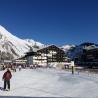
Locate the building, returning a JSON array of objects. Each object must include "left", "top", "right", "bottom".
[
  {"left": 25, "top": 45, "right": 67, "bottom": 67},
  {"left": 75, "top": 48, "right": 98, "bottom": 68},
  {"left": 25, "top": 51, "right": 37, "bottom": 66}
]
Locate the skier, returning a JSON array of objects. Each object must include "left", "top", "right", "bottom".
[{"left": 2, "top": 68, "right": 12, "bottom": 91}]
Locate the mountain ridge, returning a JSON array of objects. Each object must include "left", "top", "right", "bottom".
[
  {"left": 0, "top": 25, "right": 97, "bottom": 61},
  {"left": 0, "top": 25, "right": 44, "bottom": 60}
]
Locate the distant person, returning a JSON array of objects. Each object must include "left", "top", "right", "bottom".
[
  {"left": 2, "top": 68, "right": 12, "bottom": 91},
  {"left": 19, "top": 65, "right": 22, "bottom": 71},
  {"left": 13, "top": 66, "right": 16, "bottom": 72},
  {"left": 2, "top": 65, "right": 5, "bottom": 70}
]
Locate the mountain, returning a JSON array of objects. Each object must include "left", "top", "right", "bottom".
[
  {"left": 25, "top": 39, "right": 45, "bottom": 49},
  {"left": 61, "top": 45, "right": 75, "bottom": 53},
  {"left": 0, "top": 25, "right": 97, "bottom": 61},
  {"left": 65, "top": 42, "right": 98, "bottom": 59},
  {"left": 0, "top": 25, "right": 44, "bottom": 60}
]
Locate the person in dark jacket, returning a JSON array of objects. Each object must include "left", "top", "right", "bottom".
[{"left": 2, "top": 68, "right": 12, "bottom": 90}]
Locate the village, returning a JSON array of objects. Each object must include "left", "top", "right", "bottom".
[
  {"left": 0, "top": 45, "right": 72, "bottom": 72},
  {"left": 0, "top": 44, "right": 98, "bottom": 74}
]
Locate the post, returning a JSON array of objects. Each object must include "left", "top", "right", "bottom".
[{"left": 71, "top": 61, "right": 75, "bottom": 74}]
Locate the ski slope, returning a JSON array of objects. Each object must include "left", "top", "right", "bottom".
[{"left": 0, "top": 68, "right": 98, "bottom": 97}]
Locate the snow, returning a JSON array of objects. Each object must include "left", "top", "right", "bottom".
[
  {"left": 62, "top": 45, "right": 74, "bottom": 50},
  {"left": 0, "top": 25, "right": 44, "bottom": 59},
  {"left": 61, "top": 45, "right": 75, "bottom": 53},
  {"left": 25, "top": 39, "right": 44, "bottom": 47},
  {"left": 0, "top": 68, "right": 98, "bottom": 97}
]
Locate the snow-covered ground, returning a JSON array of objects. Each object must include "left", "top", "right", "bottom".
[{"left": 0, "top": 68, "right": 98, "bottom": 98}]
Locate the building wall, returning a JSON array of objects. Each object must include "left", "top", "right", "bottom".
[
  {"left": 26, "top": 45, "right": 66, "bottom": 67},
  {"left": 27, "top": 56, "right": 33, "bottom": 65}
]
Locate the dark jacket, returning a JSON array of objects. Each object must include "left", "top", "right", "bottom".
[{"left": 3, "top": 70, "right": 12, "bottom": 80}]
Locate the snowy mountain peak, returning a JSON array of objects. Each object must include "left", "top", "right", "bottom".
[
  {"left": 61, "top": 44, "right": 75, "bottom": 53},
  {"left": 25, "top": 39, "right": 44, "bottom": 47},
  {"left": 0, "top": 25, "right": 44, "bottom": 60},
  {"left": 62, "top": 45, "right": 75, "bottom": 49},
  {"left": 0, "top": 25, "right": 12, "bottom": 37}
]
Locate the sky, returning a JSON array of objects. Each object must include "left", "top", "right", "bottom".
[{"left": 0, "top": 0, "right": 97, "bottom": 46}]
